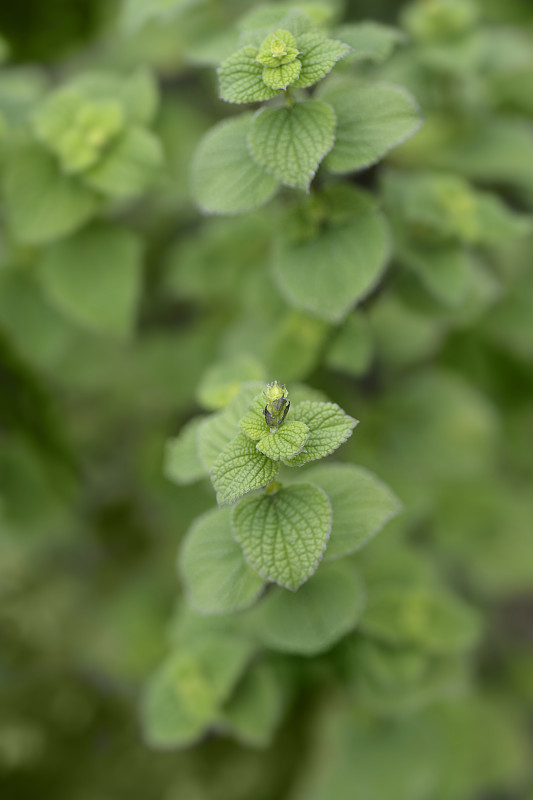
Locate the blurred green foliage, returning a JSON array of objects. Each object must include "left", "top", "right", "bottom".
[{"left": 1, "top": 0, "right": 533, "bottom": 798}]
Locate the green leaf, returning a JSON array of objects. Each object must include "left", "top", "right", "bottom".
[
  {"left": 38, "top": 224, "right": 142, "bottom": 339},
  {"left": 257, "top": 30, "right": 300, "bottom": 67},
  {"left": 239, "top": 391, "right": 271, "bottom": 441},
  {"left": 180, "top": 507, "right": 265, "bottom": 614},
  {"left": 256, "top": 420, "right": 309, "bottom": 460},
  {"left": 121, "top": 0, "right": 196, "bottom": 32},
  {"left": 273, "top": 186, "right": 390, "bottom": 322},
  {"left": 262, "top": 59, "right": 302, "bottom": 90},
  {"left": 247, "top": 562, "right": 366, "bottom": 654},
  {"left": 361, "top": 585, "right": 483, "bottom": 655},
  {"left": 198, "top": 382, "right": 264, "bottom": 470},
  {"left": 191, "top": 114, "right": 280, "bottom": 215},
  {"left": 319, "top": 81, "right": 422, "bottom": 174},
  {"left": 67, "top": 68, "right": 159, "bottom": 126},
  {"left": 221, "top": 661, "right": 284, "bottom": 748},
  {"left": 211, "top": 433, "right": 279, "bottom": 505},
  {"left": 283, "top": 401, "right": 357, "bottom": 467},
  {"left": 164, "top": 417, "right": 207, "bottom": 486},
  {"left": 232, "top": 482, "right": 331, "bottom": 590},
  {"left": 326, "top": 312, "right": 373, "bottom": 376},
  {"left": 3, "top": 142, "right": 99, "bottom": 244},
  {"left": 293, "top": 34, "right": 351, "bottom": 88},
  {"left": 84, "top": 127, "right": 163, "bottom": 198},
  {"left": 197, "top": 355, "right": 266, "bottom": 411},
  {"left": 247, "top": 100, "right": 336, "bottom": 191},
  {"left": 218, "top": 47, "right": 280, "bottom": 104},
  {"left": 333, "top": 22, "right": 404, "bottom": 63},
  {"left": 301, "top": 464, "right": 402, "bottom": 560},
  {"left": 400, "top": 240, "right": 472, "bottom": 308},
  {"left": 142, "top": 632, "right": 254, "bottom": 749}
]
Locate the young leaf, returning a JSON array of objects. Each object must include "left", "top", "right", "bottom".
[
  {"left": 292, "top": 33, "right": 351, "bottom": 88},
  {"left": 180, "top": 507, "right": 265, "bottom": 614},
  {"left": 39, "top": 223, "right": 142, "bottom": 339},
  {"left": 220, "top": 661, "right": 284, "bottom": 748},
  {"left": 142, "top": 632, "right": 254, "bottom": 749},
  {"left": 211, "top": 433, "right": 279, "bottom": 505},
  {"left": 198, "top": 381, "right": 264, "bottom": 469},
  {"left": 232, "top": 482, "right": 331, "bottom": 590},
  {"left": 273, "top": 186, "right": 390, "bottom": 322},
  {"left": 256, "top": 420, "right": 309, "bottom": 460},
  {"left": 164, "top": 417, "right": 207, "bottom": 486},
  {"left": 247, "top": 100, "right": 336, "bottom": 191},
  {"left": 218, "top": 47, "right": 280, "bottom": 104},
  {"left": 262, "top": 60, "right": 302, "bottom": 90},
  {"left": 3, "top": 142, "right": 99, "bottom": 244},
  {"left": 191, "top": 113, "right": 280, "bottom": 215},
  {"left": 84, "top": 127, "right": 163, "bottom": 198},
  {"left": 319, "top": 81, "right": 422, "bottom": 174},
  {"left": 283, "top": 402, "right": 357, "bottom": 466},
  {"left": 301, "top": 464, "right": 402, "bottom": 559},
  {"left": 239, "top": 392, "right": 271, "bottom": 441},
  {"left": 247, "top": 562, "right": 366, "bottom": 654}
]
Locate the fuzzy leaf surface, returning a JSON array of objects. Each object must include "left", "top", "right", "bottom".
[
  {"left": 180, "top": 507, "right": 265, "bottom": 614},
  {"left": 302, "top": 464, "right": 402, "bottom": 559},
  {"left": 239, "top": 392, "right": 271, "bottom": 441},
  {"left": 248, "top": 562, "right": 366, "bottom": 654},
  {"left": 247, "top": 100, "right": 336, "bottom": 190},
  {"left": 262, "top": 59, "right": 302, "bottom": 90},
  {"left": 293, "top": 33, "right": 351, "bottom": 88},
  {"left": 283, "top": 402, "right": 357, "bottom": 467},
  {"left": 211, "top": 433, "right": 279, "bottom": 505},
  {"left": 218, "top": 47, "right": 280, "bottom": 104},
  {"left": 232, "top": 482, "right": 331, "bottom": 590},
  {"left": 191, "top": 114, "right": 280, "bottom": 215},
  {"left": 256, "top": 420, "right": 309, "bottom": 460},
  {"left": 320, "top": 81, "right": 422, "bottom": 174}
]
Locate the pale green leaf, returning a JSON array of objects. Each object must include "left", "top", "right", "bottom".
[
  {"left": 191, "top": 114, "right": 280, "bottom": 215},
  {"left": 121, "top": 0, "right": 196, "bottom": 32},
  {"left": 142, "top": 632, "right": 254, "bottom": 749},
  {"left": 180, "top": 507, "right": 265, "bottom": 614},
  {"left": 273, "top": 186, "right": 390, "bottom": 322},
  {"left": 400, "top": 240, "right": 472, "bottom": 308},
  {"left": 257, "top": 30, "right": 300, "bottom": 67},
  {"left": 164, "top": 417, "right": 207, "bottom": 486},
  {"left": 247, "top": 562, "right": 366, "bottom": 654},
  {"left": 319, "top": 81, "right": 422, "bottom": 174},
  {"left": 198, "top": 381, "right": 264, "bottom": 469},
  {"left": 247, "top": 100, "right": 336, "bottom": 190},
  {"left": 3, "top": 142, "right": 100, "bottom": 245},
  {"left": 262, "top": 59, "right": 302, "bottom": 90},
  {"left": 197, "top": 355, "right": 266, "bottom": 411},
  {"left": 256, "top": 420, "right": 309, "bottom": 460},
  {"left": 326, "top": 312, "right": 373, "bottom": 376},
  {"left": 67, "top": 68, "right": 159, "bottom": 125},
  {"left": 84, "top": 127, "right": 163, "bottom": 198},
  {"left": 301, "top": 464, "right": 402, "bottom": 560},
  {"left": 38, "top": 223, "right": 142, "bottom": 339},
  {"left": 239, "top": 391, "right": 272, "bottom": 441},
  {"left": 283, "top": 401, "right": 357, "bottom": 466},
  {"left": 292, "top": 33, "right": 351, "bottom": 88},
  {"left": 211, "top": 433, "right": 279, "bottom": 505},
  {"left": 221, "top": 661, "right": 284, "bottom": 748},
  {"left": 361, "top": 585, "right": 483, "bottom": 655},
  {"left": 218, "top": 47, "right": 280, "bottom": 104},
  {"left": 333, "top": 22, "right": 405, "bottom": 63},
  {"left": 232, "top": 482, "right": 331, "bottom": 590}
]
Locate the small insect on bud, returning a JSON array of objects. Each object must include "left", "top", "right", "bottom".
[{"left": 263, "top": 381, "right": 290, "bottom": 430}]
